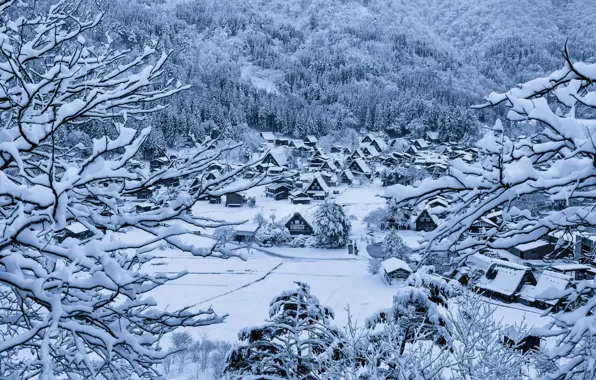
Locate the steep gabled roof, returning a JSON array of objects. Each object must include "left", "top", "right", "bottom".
[
  {"left": 372, "top": 138, "right": 388, "bottom": 151},
  {"left": 519, "top": 270, "right": 571, "bottom": 305},
  {"left": 305, "top": 174, "right": 330, "bottom": 194},
  {"left": 305, "top": 135, "right": 318, "bottom": 143},
  {"left": 349, "top": 158, "right": 371, "bottom": 174}
]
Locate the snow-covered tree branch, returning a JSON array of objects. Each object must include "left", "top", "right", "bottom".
[
  {"left": 0, "top": 2, "right": 276, "bottom": 378},
  {"left": 386, "top": 48, "right": 596, "bottom": 378}
]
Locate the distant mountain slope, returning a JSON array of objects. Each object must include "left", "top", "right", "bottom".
[{"left": 94, "top": 0, "right": 596, "bottom": 152}]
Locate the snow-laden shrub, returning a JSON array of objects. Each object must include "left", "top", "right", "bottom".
[
  {"left": 291, "top": 235, "right": 308, "bottom": 248},
  {"left": 254, "top": 223, "right": 291, "bottom": 247},
  {"left": 367, "top": 259, "right": 382, "bottom": 275},
  {"left": 247, "top": 196, "right": 256, "bottom": 208}
]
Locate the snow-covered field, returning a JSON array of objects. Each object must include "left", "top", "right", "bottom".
[{"left": 142, "top": 182, "right": 551, "bottom": 344}]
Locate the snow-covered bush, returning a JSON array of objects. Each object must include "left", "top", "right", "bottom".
[
  {"left": 368, "top": 259, "right": 382, "bottom": 275},
  {"left": 254, "top": 223, "right": 291, "bottom": 247},
  {"left": 246, "top": 196, "right": 256, "bottom": 207},
  {"left": 363, "top": 207, "right": 392, "bottom": 229},
  {"left": 291, "top": 235, "right": 308, "bottom": 248},
  {"left": 313, "top": 202, "right": 352, "bottom": 248},
  {"left": 225, "top": 282, "right": 344, "bottom": 378}
]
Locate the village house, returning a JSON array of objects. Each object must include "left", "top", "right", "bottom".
[
  {"left": 426, "top": 131, "right": 440, "bottom": 143},
  {"left": 341, "top": 169, "right": 355, "bottom": 185},
  {"left": 274, "top": 137, "right": 291, "bottom": 146},
  {"left": 551, "top": 263, "right": 594, "bottom": 281},
  {"left": 406, "top": 145, "right": 419, "bottom": 156},
  {"left": 331, "top": 145, "right": 344, "bottom": 153},
  {"left": 289, "top": 139, "right": 308, "bottom": 150},
  {"left": 519, "top": 270, "right": 573, "bottom": 310},
  {"left": 150, "top": 156, "right": 169, "bottom": 171},
  {"left": 284, "top": 211, "right": 314, "bottom": 235},
  {"left": 304, "top": 135, "right": 318, "bottom": 147},
  {"left": 370, "top": 138, "right": 388, "bottom": 152},
  {"left": 260, "top": 151, "right": 287, "bottom": 168},
  {"left": 470, "top": 255, "right": 537, "bottom": 303},
  {"left": 320, "top": 172, "right": 339, "bottom": 187},
  {"left": 361, "top": 133, "right": 376, "bottom": 144},
  {"left": 319, "top": 159, "right": 338, "bottom": 173},
  {"left": 348, "top": 158, "right": 372, "bottom": 178},
  {"left": 381, "top": 258, "right": 413, "bottom": 285},
  {"left": 350, "top": 149, "right": 366, "bottom": 161},
  {"left": 304, "top": 175, "right": 330, "bottom": 200},
  {"left": 360, "top": 144, "right": 380, "bottom": 159},
  {"left": 413, "top": 139, "right": 429, "bottom": 151},
  {"left": 507, "top": 240, "right": 555, "bottom": 260},
  {"left": 413, "top": 209, "right": 439, "bottom": 232},
  {"left": 265, "top": 183, "right": 292, "bottom": 200}
]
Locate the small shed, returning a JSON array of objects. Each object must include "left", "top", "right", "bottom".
[
  {"left": 233, "top": 224, "right": 260, "bottom": 243},
  {"left": 381, "top": 258, "right": 412, "bottom": 285},
  {"left": 225, "top": 193, "right": 245, "bottom": 207}
]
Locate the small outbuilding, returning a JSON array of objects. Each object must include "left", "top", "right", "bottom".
[{"left": 381, "top": 258, "right": 413, "bottom": 285}]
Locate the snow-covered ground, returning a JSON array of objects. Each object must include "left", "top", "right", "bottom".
[{"left": 141, "top": 183, "right": 552, "bottom": 344}]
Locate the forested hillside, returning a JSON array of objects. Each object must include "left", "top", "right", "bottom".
[{"left": 92, "top": 0, "right": 596, "bottom": 153}]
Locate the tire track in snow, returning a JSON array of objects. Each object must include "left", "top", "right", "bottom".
[{"left": 194, "top": 262, "right": 283, "bottom": 306}]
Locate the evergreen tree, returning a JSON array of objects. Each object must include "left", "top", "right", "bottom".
[
  {"left": 225, "top": 282, "right": 343, "bottom": 379},
  {"left": 382, "top": 230, "right": 411, "bottom": 260},
  {"left": 313, "top": 202, "right": 352, "bottom": 248}
]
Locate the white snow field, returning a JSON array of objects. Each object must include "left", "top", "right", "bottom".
[{"left": 138, "top": 183, "right": 551, "bottom": 343}]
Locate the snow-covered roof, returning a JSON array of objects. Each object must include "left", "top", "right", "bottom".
[
  {"left": 362, "top": 144, "right": 380, "bottom": 157},
  {"left": 305, "top": 174, "right": 330, "bottom": 194},
  {"left": 414, "top": 139, "right": 429, "bottom": 148},
  {"left": 476, "top": 260, "right": 533, "bottom": 297},
  {"left": 305, "top": 135, "right": 318, "bottom": 143},
  {"left": 343, "top": 169, "right": 354, "bottom": 180},
  {"left": 321, "top": 159, "right": 338, "bottom": 171},
  {"left": 373, "top": 138, "right": 387, "bottom": 151},
  {"left": 350, "top": 158, "right": 371, "bottom": 174},
  {"left": 551, "top": 263, "right": 592, "bottom": 271},
  {"left": 263, "top": 150, "right": 287, "bottom": 166},
  {"left": 65, "top": 222, "right": 89, "bottom": 234},
  {"left": 291, "top": 139, "right": 307, "bottom": 148},
  {"left": 381, "top": 258, "right": 412, "bottom": 274},
  {"left": 426, "top": 131, "right": 439, "bottom": 141},
  {"left": 261, "top": 132, "right": 276, "bottom": 140},
  {"left": 514, "top": 240, "right": 550, "bottom": 252},
  {"left": 519, "top": 270, "right": 571, "bottom": 305}
]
